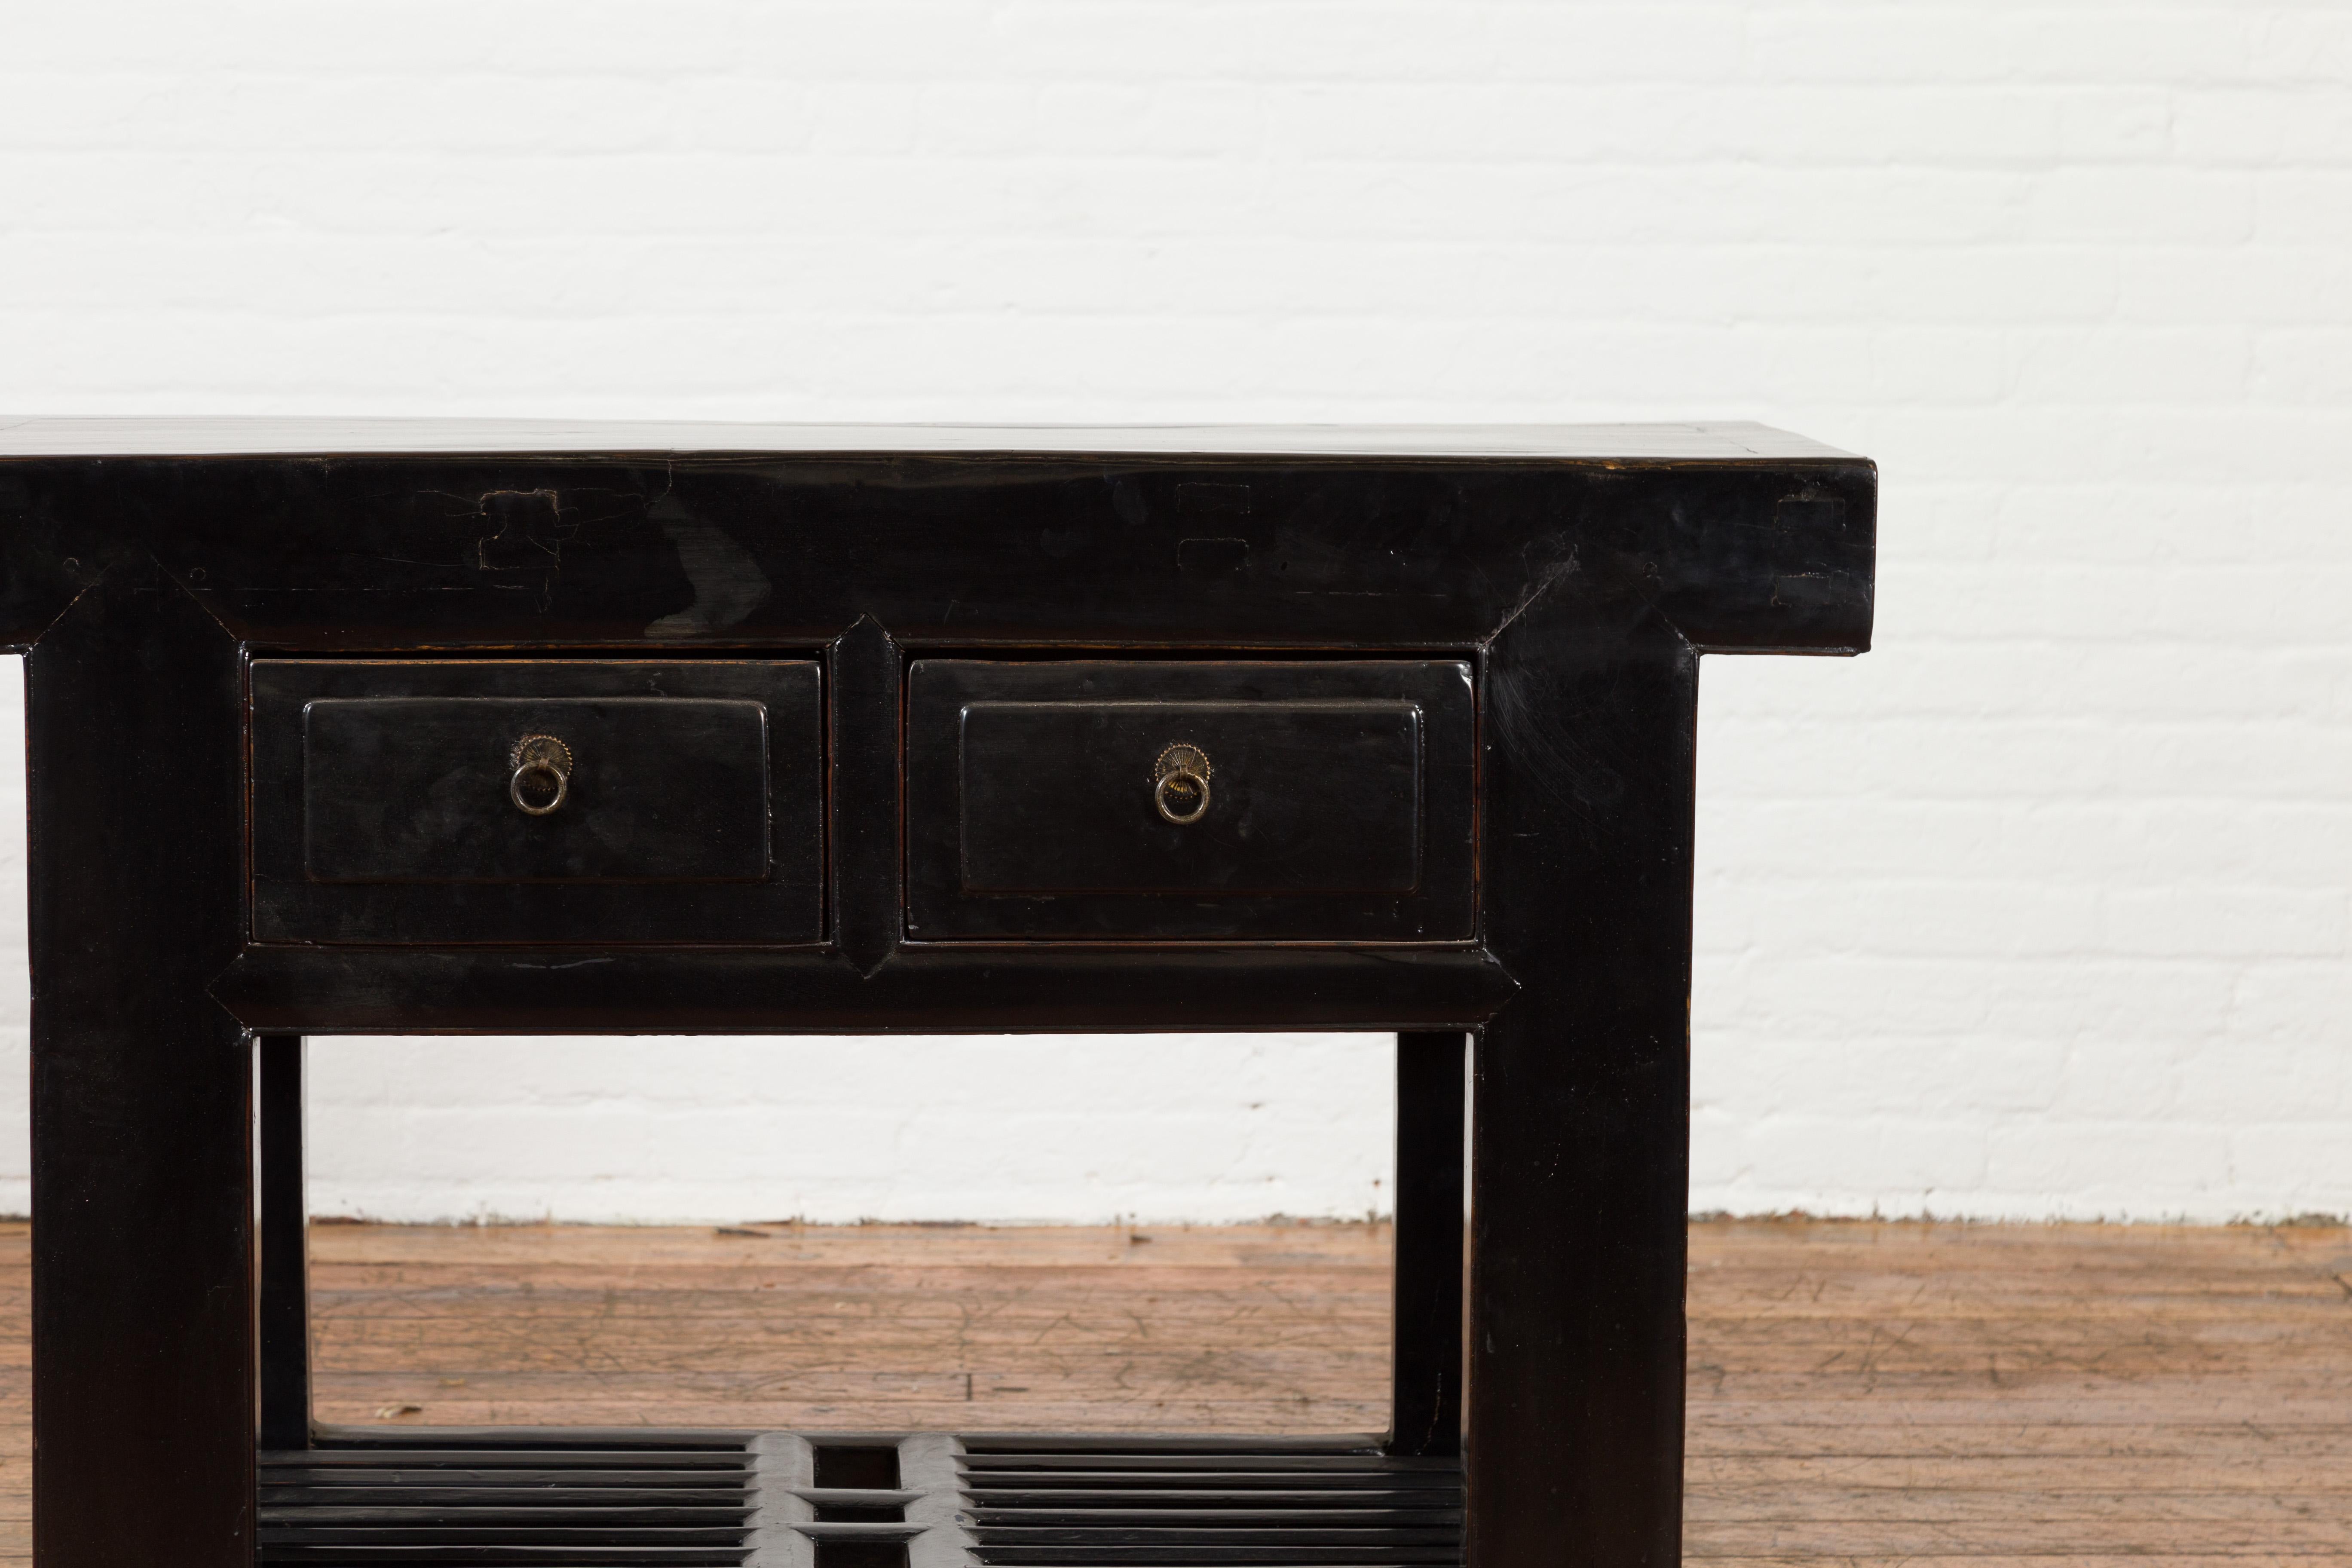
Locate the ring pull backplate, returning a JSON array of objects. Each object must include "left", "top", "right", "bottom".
[
  {"left": 508, "top": 734, "right": 573, "bottom": 816},
  {"left": 1153, "top": 743, "right": 1213, "bottom": 825}
]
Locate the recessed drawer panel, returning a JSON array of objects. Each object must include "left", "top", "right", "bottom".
[
  {"left": 908, "top": 661, "right": 1475, "bottom": 941},
  {"left": 251, "top": 661, "right": 823, "bottom": 944},
  {"left": 303, "top": 698, "right": 771, "bottom": 884},
  {"left": 959, "top": 701, "right": 1422, "bottom": 895}
]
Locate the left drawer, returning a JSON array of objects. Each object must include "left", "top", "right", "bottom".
[{"left": 250, "top": 661, "right": 825, "bottom": 944}]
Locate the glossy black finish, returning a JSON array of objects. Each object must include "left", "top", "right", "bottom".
[
  {"left": 1390, "top": 1033, "right": 1465, "bottom": 1458},
  {"left": 0, "top": 441, "right": 1873, "bottom": 657},
  {"left": 959, "top": 702, "right": 1419, "bottom": 894},
  {"left": 908, "top": 662, "right": 1475, "bottom": 940},
  {"left": 257, "top": 1036, "right": 310, "bottom": 1452},
  {"left": 2, "top": 424, "right": 1874, "bottom": 1568},
  {"left": 25, "top": 571, "right": 255, "bottom": 1567},
  {"left": 256, "top": 1429, "right": 1467, "bottom": 1566},
  {"left": 214, "top": 945, "right": 1518, "bottom": 1035},
  {"left": 1468, "top": 617, "right": 1697, "bottom": 1568},
  {"left": 251, "top": 660, "right": 824, "bottom": 943},
  {"left": 831, "top": 619, "right": 905, "bottom": 976},
  {"left": 301, "top": 699, "right": 769, "bottom": 881},
  {"left": 257, "top": 1437, "right": 758, "bottom": 1563},
  {"left": 960, "top": 1437, "right": 1462, "bottom": 1565}
]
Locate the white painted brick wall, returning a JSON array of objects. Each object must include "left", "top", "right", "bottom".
[{"left": 0, "top": 0, "right": 2345, "bottom": 1222}]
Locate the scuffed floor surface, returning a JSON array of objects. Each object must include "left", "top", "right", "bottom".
[{"left": 0, "top": 1217, "right": 2346, "bottom": 1561}]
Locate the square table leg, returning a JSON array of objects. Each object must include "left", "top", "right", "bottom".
[
  {"left": 27, "top": 571, "right": 256, "bottom": 1567},
  {"left": 1467, "top": 614, "right": 1698, "bottom": 1566},
  {"left": 1391, "top": 1031, "right": 1466, "bottom": 1457},
  {"left": 257, "top": 1036, "right": 311, "bottom": 1452}
]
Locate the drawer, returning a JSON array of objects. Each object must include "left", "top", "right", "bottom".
[
  {"left": 251, "top": 661, "right": 824, "bottom": 943},
  {"left": 906, "top": 661, "right": 1475, "bottom": 941}
]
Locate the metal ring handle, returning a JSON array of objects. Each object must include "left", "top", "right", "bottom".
[
  {"left": 1154, "top": 767, "right": 1211, "bottom": 825},
  {"left": 1152, "top": 742, "right": 1213, "bottom": 826},
  {"left": 508, "top": 734, "right": 573, "bottom": 817},
  {"left": 509, "top": 761, "right": 568, "bottom": 816}
]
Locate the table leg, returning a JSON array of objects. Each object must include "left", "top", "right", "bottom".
[
  {"left": 1467, "top": 616, "right": 1697, "bottom": 1566},
  {"left": 258, "top": 1035, "right": 311, "bottom": 1451},
  {"left": 1390, "top": 1031, "right": 1465, "bottom": 1457},
  {"left": 27, "top": 570, "right": 254, "bottom": 1566}
]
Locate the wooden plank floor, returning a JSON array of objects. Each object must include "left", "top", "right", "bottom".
[
  {"left": 0, "top": 1217, "right": 2347, "bottom": 1562},
  {"left": 310, "top": 1218, "right": 1393, "bottom": 1433}
]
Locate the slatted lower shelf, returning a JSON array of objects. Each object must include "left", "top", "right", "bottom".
[
  {"left": 962, "top": 1439, "right": 1464, "bottom": 1566},
  {"left": 258, "top": 1436, "right": 758, "bottom": 1565},
  {"left": 257, "top": 1433, "right": 1464, "bottom": 1566}
]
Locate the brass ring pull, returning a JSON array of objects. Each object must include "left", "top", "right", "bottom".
[
  {"left": 509, "top": 734, "right": 573, "bottom": 817},
  {"left": 1153, "top": 743, "right": 1212, "bottom": 826}
]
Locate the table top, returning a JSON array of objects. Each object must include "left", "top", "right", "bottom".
[
  {"left": 0, "top": 417, "right": 1859, "bottom": 462},
  {"left": 0, "top": 416, "right": 1877, "bottom": 662}
]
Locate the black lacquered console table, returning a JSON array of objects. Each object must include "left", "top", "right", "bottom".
[{"left": 0, "top": 420, "right": 1873, "bottom": 1568}]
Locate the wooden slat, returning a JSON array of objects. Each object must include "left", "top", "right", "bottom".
[{"left": 254, "top": 1442, "right": 757, "bottom": 1563}]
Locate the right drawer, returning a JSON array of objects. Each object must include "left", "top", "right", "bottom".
[{"left": 906, "top": 660, "right": 1476, "bottom": 941}]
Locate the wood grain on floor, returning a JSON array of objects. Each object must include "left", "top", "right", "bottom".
[
  {"left": 0, "top": 1217, "right": 2348, "bottom": 1562},
  {"left": 1684, "top": 1220, "right": 2352, "bottom": 1563},
  {"left": 309, "top": 1219, "right": 1392, "bottom": 1434}
]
